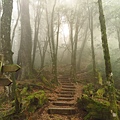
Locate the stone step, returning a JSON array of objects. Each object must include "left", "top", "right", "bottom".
[
  {"left": 60, "top": 91, "right": 75, "bottom": 94},
  {"left": 52, "top": 101, "right": 74, "bottom": 106},
  {"left": 60, "top": 82, "right": 71, "bottom": 85},
  {"left": 57, "top": 97, "right": 74, "bottom": 101},
  {"left": 61, "top": 88, "right": 75, "bottom": 92},
  {"left": 48, "top": 107, "right": 76, "bottom": 115},
  {"left": 58, "top": 94, "right": 74, "bottom": 97},
  {"left": 62, "top": 86, "right": 75, "bottom": 89},
  {"left": 61, "top": 83, "right": 74, "bottom": 86}
]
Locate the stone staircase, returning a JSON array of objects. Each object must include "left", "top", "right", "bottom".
[{"left": 48, "top": 76, "right": 76, "bottom": 115}]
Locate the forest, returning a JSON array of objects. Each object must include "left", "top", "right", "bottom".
[{"left": 0, "top": 0, "right": 120, "bottom": 120}]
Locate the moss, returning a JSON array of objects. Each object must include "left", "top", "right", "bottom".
[
  {"left": 23, "top": 90, "right": 48, "bottom": 113},
  {"left": 2, "top": 90, "right": 48, "bottom": 120},
  {"left": 77, "top": 95, "right": 111, "bottom": 120},
  {"left": 96, "top": 88, "right": 105, "bottom": 98},
  {"left": 83, "top": 83, "right": 95, "bottom": 97},
  {"left": 20, "top": 87, "right": 28, "bottom": 96}
]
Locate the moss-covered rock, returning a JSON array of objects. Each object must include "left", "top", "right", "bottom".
[
  {"left": 82, "top": 83, "right": 95, "bottom": 97},
  {"left": 1, "top": 90, "right": 48, "bottom": 120},
  {"left": 77, "top": 95, "right": 111, "bottom": 120},
  {"left": 23, "top": 90, "right": 48, "bottom": 113}
]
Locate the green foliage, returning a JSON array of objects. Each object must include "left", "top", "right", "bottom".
[
  {"left": 20, "top": 87, "right": 28, "bottom": 96},
  {"left": 23, "top": 90, "right": 48, "bottom": 113},
  {"left": 1, "top": 89, "right": 48, "bottom": 120},
  {"left": 77, "top": 95, "right": 111, "bottom": 120},
  {"left": 83, "top": 83, "right": 95, "bottom": 97},
  {"left": 96, "top": 88, "right": 105, "bottom": 98}
]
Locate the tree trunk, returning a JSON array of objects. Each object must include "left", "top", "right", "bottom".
[
  {"left": 46, "top": 0, "right": 58, "bottom": 84},
  {"left": 89, "top": 7, "right": 96, "bottom": 79},
  {"left": 72, "top": 17, "right": 79, "bottom": 82},
  {"left": 32, "top": 2, "right": 43, "bottom": 69},
  {"left": 116, "top": 28, "right": 120, "bottom": 49},
  {"left": 51, "top": 0, "right": 57, "bottom": 83},
  {"left": 70, "top": 22, "right": 74, "bottom": 80},
  {"left": 1, "top": 0, "right": 13, "bottom": 64},
  {"left": 38, "top": 39, "right": 48, "bottom": 70},
  {"left": 18, "top": 0, "right": 32, "bottom": 80},
  {"left": 77, "top": 25, "right": 88, "bottom": 71},
  {"left": 98, "top": 0, "right": 119, "bottom": 120},
  {"left": 11, "top": 0, "right": 20, "bottom": 45}
]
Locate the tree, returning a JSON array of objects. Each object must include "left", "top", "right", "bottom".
[
  {"left": 17, "top": 0, "right": 32, "bottom": 80},
  {"left": 1, "top": 0, "right": 13, "bottom": 64},
  {"left": 66, "top": 2, "right": 86, "bottom": 81},
  {"left": 11, "top": 0, "right": 20, "bottom": 45},
  {"left": 70, "top": 10, "right": 79, "bottom": 82},
  {"left": 46, "top": 0, "right": 60, "bottom": 83},
  {"left": 88, "top": 4, "right": 96, "bottom": 79},
  {"left": 115, "top": 19, "right": 120, "bottom": 49},
  {"left": 98, "top": 0, "right": 119, "bottom": 120},
  {"left": 32, "top": 0, "right": 43, "bottom": 70},
  {"left": 38, "top": 39, "right": 49, "bottom": 70},
  {"left": 77, "top": 24, "right": 88, "bottom": 71}
]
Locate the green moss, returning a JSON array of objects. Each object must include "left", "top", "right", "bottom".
[
  {"left": 77, "top": 95, "right": 111, "bottom": 120},
  {"left": 96, "top": 88, "right": 105, "bottom": 98},
  {"left": 24, "top": 90, "right": 48, "bottom": 113},
  {"left": 83, "top": 83, "right": 95, "bottom": 96},
  {"left": 20, "top": 87, "right": 28, "bottom": 96}
]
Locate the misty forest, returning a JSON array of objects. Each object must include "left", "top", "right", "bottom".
[{"left": 0, "top": 0, "right": 120, "bottom": 120}]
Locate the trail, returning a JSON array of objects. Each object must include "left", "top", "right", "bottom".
[{"left": 30, "top": 75, "right": 83, "bottom": 120}]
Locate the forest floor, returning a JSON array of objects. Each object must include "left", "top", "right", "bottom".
[
  {"left": 28, "top": 81, "right": 84, "bottom": 120},
  {"left": 26, "top": 71, "right": 89, "bottom": 120},
  {"left": 0, "top": 70, "right": 90, "bottom": 120}
]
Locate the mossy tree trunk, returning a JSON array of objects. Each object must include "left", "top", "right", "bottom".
[
  {"left": 1, "top": 0, "right": 16, "bottom": 100},
  {"left": 1, "top": 1, "right": 21, "bottom": 113},
  {"left": 50, "top": 0, "right": 58, "bottom": 84},
  {"left": 98, "top": 0, "right": 119, "bottom": 120},
  {"left": 1, "top": 0, "right": 13, "bottom": 64}
]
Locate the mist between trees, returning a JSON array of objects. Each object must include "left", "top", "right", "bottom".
[
  {"left": 7, "top": 0, "right": 119, "bottom": 84},
  {"left": 0, "top": 0, "right": 120, "bottom": 82},
  {"left": 0, "top": 0, "right": 120, "bottom": 119}
]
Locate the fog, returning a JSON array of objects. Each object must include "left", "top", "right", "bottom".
[{"left": 9, "top": 0, "right": 120, "bottom": 86}]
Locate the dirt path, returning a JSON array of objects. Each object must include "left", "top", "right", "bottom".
[{"left": 30, "top": 76, "right": 83, "bottom": 120}]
